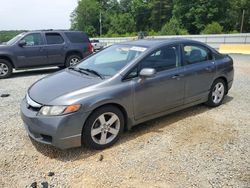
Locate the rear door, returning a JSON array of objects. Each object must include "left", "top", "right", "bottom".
[
  {"left": 181, "top": 43, "right": 216, "bottom": 103},
  {"left": 15, "top": 33, "right": 47, "bottom": 68},
  {"left": 64, "top": 32, "right": 92, "bottom": 57},
  {"left": 44, "top": 32, "right": 66, "bottom": 65}
]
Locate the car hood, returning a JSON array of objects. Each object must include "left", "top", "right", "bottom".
[{"left": 28, "top": 69, "right": 103, "bottom": 105}]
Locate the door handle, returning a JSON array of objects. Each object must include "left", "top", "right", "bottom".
[
  {"left": 205, "top": 67, "right": 213, "bottom": 72},
  {"left": 171, "top": 74, "right": 183, "bottom": 80}
]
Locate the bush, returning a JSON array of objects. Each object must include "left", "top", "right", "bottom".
[
  {"left": 202, "top": 22, "right": 223, "bottom": 34},
  {"left": 160, "top": 17, "right": 188, "bottom": 35}
]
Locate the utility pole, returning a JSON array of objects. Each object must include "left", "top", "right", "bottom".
[
  {"left": 240, "top": 9, "right": 245, "bottom": 33},
  {"left": 99, "top": 10, "right": 102, "bottom": 36}
]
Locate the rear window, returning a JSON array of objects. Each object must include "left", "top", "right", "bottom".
[
  {"left": 65, "top": 32, "right": 89, "bottom": 43},
  {"left": 45, "top": 33, "right": 64, "bottom": 45}
]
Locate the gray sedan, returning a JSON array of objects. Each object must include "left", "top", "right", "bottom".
[{"left": 21, "top": 39, "right": 234, "bottom": 149}]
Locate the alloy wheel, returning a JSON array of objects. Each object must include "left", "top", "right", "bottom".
[
  {"left": 91, "top": 112, "right": 120, "bottom": 145},
  {"left": 69, "top": 58, "right": 80, "bottom": 66},
  {"left": 212, "top": 82, "right": 225, "bottom": 104},
  {"left": 0, "top": 63, "right": 9, "bottom": 76}
]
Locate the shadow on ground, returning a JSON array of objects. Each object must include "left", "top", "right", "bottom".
[{"left": 31, "top": 95, "right": 234, "bottom": 162}]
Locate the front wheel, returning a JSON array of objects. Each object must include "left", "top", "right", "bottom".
[
  {"left": 205, "top": 79, "right": 226, "bottom": 107},
  {"left": 82, "top": 106, "right": 124, "bottom": 150},
  {"left": 0, "top": 60, "right": 13, "bottom": 79}
]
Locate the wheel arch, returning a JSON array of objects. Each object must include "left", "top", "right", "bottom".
[
  {"left": 0, "top": 55, "right": 15, "bottom": 68},
  {"left": 83, "top": 102, "right": 129, "bottom": 133},
  {"left": 65, "top": 50, "right": 83, "bottom": 62},
  {"left": 214, "top": 76, "right": 228, "bottom": 94}
]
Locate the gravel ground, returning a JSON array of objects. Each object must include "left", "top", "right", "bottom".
[{"left": 0, "top": 54, "right": 250, "bottom": 188}]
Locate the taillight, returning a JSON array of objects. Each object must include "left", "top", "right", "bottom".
[{"left": 88, "top": 43, "right": 93, "bottom": 53}]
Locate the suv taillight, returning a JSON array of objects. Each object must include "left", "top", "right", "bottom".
[{"left": 88, "top": 43, "right": 93, "bottom": 53}]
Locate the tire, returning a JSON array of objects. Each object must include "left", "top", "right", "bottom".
[
  {"left": 65, "top": 54, "right": 81, "bottom": 67},
  {"left": 0, "top": 59, "right": 13, "bottom": 79},
  {"left": 82, "top": 105, "right": 124, "bottom": 150},
  {"left": 205, "top": 79, "right": 227, "bottom": 107}
]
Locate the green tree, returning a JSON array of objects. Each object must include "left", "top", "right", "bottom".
[
  {"left": 108, "top": 13, "right": 136, "bottom": 35},
  {"left": 160, "top": 17, "right": 188, "bottom": 35},
  {"left": 202, "top": 22, "right": 223, "bottom": 34},
  {"left": 149, "top": 0, "right": 173, "bottom": 31},
  {"left": 173, "top": 0, "right": 229, "bottom": 34},
  {"left": 71, "top": 0, "right": 99, "bottom": 35}
]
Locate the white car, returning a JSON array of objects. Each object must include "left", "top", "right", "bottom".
[{"left": 91, "top": 40, "right": 106, "bottom": 51}]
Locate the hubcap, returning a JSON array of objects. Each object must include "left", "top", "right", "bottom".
[
  {"left": 69, "top": 57, "right": 80, "bottom": 66},
  {"left": 0, "top": 63, "right": 9, "bottom": 76},
  {"left": 91, "top": 112, "right": 120, "bottom": 145},
  {"left": 212, "top": 82, "right": 225, "bottom": 104}
]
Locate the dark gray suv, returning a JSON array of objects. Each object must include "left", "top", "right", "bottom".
[
  {"left": 21, "top": 39, "right": 234, "bottom": 150},
  {"left": 0, "top": 30, "right": 93, "bottom": 78}
]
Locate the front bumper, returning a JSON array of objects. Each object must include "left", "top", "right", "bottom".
[{"left": 20, "top": 99, "right": 90, "bottom": 149}]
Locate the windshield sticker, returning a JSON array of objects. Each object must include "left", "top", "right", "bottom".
[{"left": 130, "top": 46, "right": 147, "bottom": 52}]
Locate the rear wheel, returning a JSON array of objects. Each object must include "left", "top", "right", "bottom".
[
  {"left": 65, "top": 55, "right": 81, "bottom": 67},
  {"left": 205, "top": 79, "right": 226, "bottom": 107},
  {"left": 0, "top": 59, "right": 13, "bottom": 79},
  {"left": 82, "top": 105, "right": 124, "bottom": 150}
]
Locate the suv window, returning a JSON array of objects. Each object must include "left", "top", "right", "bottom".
[
  {"left": 65, "top": 32, "right": 89, "bottom": 43},
  {"left": 140, "top": 45, "right": 180, "bottom": 72},
  {"left": 22, "top": 33, "right": 43, "bottom": 46},
  {"left": 184, "top": 45, "right": 212, "bottom": 64},
  {"left": 45, "top": 33, "right": 64, "bottom": 45}
]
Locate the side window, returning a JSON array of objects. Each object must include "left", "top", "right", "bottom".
[
  {"left": 65, "top": 32, "right": 89, "bottom": 43},
  {"left": 140, "top": 45, "right": 180, "bottom": 72},
  {"left": 184, "top": 45, "right": 212, "bottom": 64},
  {"left": 22, "top": 33, "right": 43, "bottom": 46},
  {"left": 126, "top": 66, "right": 138, "bottom": 80},
  {"left": 45, "top": 33, "right": 64, "bottom": 45}
]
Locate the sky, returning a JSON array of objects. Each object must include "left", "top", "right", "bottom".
[{"left": 0, "top": 0, "right": 78, "bottom": 30}]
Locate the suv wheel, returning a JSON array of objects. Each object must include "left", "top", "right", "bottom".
[
  {"left": 82, "top": 105, "right": 124, "bottom": 150},
  {"left": 0, "top": 60, "right": 13, "bottom": 79},
  {"left": 205, "top": 79, "right": 226, "bottom": 107},
  {"left": 65, "top": 55, "right": 81, "bottom": 67}
]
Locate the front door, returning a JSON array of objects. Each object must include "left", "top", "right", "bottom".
[
  {"left": 15, "top": 33, "right": 47, "bottom": 68},
  {"left": 133, "top": 45, "right": 185, "bottom": 120}
]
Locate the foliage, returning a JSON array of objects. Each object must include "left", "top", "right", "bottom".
[
  {"left": 160, "top": 17, "right": 188, "bottom": 35},
  {"left": 202, "top": 22, "right": 223, "bottom": 34},
  {"left": 0, "top": 31, "right": 25, "bottom": 43},
  {"left": 71, "top": 0, "right": 249, "bottom": 36}
]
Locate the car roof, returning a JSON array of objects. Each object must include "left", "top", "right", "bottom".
[
  {"left": 26, "top": 30, "right": 85, "bottom": 34},
  {"left": 120, "top": 38, "right": 200, "bottom": 48}
]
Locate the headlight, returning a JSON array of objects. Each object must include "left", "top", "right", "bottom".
[{"left": 39, "top": 104, "right": 81, "bottom": 116}]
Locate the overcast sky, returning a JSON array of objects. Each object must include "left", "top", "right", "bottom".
[{"left": 0, "top": 0, "right": 78, "bottom": 30}]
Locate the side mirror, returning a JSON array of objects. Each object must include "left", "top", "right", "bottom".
[
  {"left": 18, "top": 40, "right": 26, "bottom": 47},
  {"left": 139, "top": 68, "right": 156, "bottom": 78}
]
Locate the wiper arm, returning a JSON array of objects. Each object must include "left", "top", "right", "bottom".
[
  {"left": 68, "top": 67, "right": 89, "bottom": 76},
  {"left": 79, "top": 68, "right": 104, "bottom": 79}
]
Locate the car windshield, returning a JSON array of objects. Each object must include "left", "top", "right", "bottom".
[
  {"left": 6, "top": 33, "right": 25, "bottom": 45},
  {"left": 76, "top": 44, "right": 147, "bottom": 77}
]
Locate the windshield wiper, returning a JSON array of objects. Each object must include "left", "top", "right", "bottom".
[
  {"left": 79, "top": 68, "right": 104, "bottom": 79},
  {"left": 68, "top": 67, "right": 89, "bottom": 76}
]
